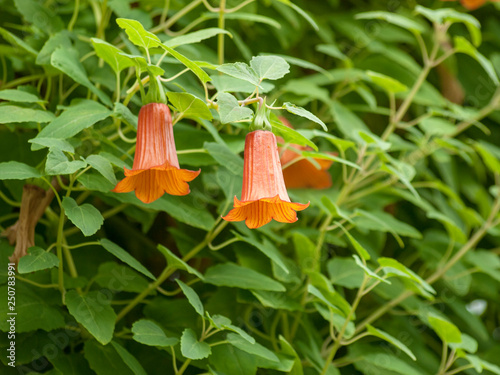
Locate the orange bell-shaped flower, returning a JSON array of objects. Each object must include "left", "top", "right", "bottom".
[
  {"left": 112, "top": 103, "right": 200, "bottom": 204},
  {"left": 461, "top": 0, "right": 487, "bottom": 10},
  {"left": 223, "top": 130, "right": 309, "bottom": 229},
  {"left": 277, "top": 117, "right": 334, "bottom": 189}
]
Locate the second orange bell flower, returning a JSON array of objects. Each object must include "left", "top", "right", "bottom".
[
  {"left": 112, "top": 103, "right": 200, "bottom": 204},
  {"left": 223, "top": 130, "right": 309, "bottom": 229}
]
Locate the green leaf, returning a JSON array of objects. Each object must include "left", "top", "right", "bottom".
[
  {"left": 176, "top": 280, "right": 204, "bottom": 316},
  {"left": 316, "top": 44, "right": 348, "bottom": 61},
  {"left": 415, "top": 6, "right": 481, "bottom": 46},
  {"left": 216, "top": 92, "right": 253, "bottom": 124},
  {"left": 180, "top": 328, "right": 211, "bottom": 360},
  {"left": 158, "top": 44, "right": 211, "bottom": 83},
  {"left": 164, "top": 27, "right": 231, "bottom": 48},
  {"left": 356, "top": 11, "right": 425, "bottom": 34},
  {"left": 29, "top": 137, "right": 75, "bottom": 153},
  {"left": 36, "top": 30, "right": 72, "bottom": 66},
  {"left": 204, "top": 263, "right": 286, "bottom": 292},
  {"left": 454, "top": 36, "right": 499, "bottom": 85},
  {"left": 271, "top": 118, "right": 318, "bottom": 151},
  {"left": 381, "top": 163, "right": 420, "bottom": 200},
  {"left": 119, "top": 52, "right": 164, "bottom": 76},
  {"left": 0, "top": 26, "right": 38, "bottom": 56},
  {"left": 116, "top": 18, "right": 161, "bottom": 51},
  {"left": 352, "top": 255, "right": 389, "bottom": 283},
  {"left": 51, "top": 48, "right": 111, "bottom": 106},
  {"left": 275, "top": 0, "right": 319, "bottom": 31},
  {"left": 475, "top": 142, "right": 500, "bottom": 174},
  {"left": 250, "top": 55, "right": 290, "bottom": 81},
  {"left": 378, "top": 257, "right": 435, "bottom": 295},
  {"left": 366, "top": 325, "right": 416, "bottom": 360},
  {"left": 217, "top": 62, "right": 260, "bottom": 87},
  {"left": 45, "top": 149, "right": 87, "bottom": 175},
  {"left": 283, "top": 102, "right": 327, "bottom": 131},
  {"left": 157, "top": 244, "right": 204, "bottom": 279},
  {"left": 0, "top": 284, "right": 65, "bottom": 332},
  {"left": 206, "top": 313, "right": 255, "bottom": 344},
  {"left": 428, "top": 314, "right": 462, "bottom": 343},
  {"left": 330, "top": 101, "right": 369, "bottom": 138},
  {"left": 338, "top": 223, "right": 371, "bottom": 260},
  {"left": 62, "top": 197, "right": 103, "bottom": 237},
  {"left": 91, "top": 38, "right": 135, "bottom": 74},
  {"left": 251, "top": 290, "right": 302, "bottom": 311},
  {"left": 0, "top": 161, "right": 41, "bottom": 180},
  {"left": 84, "top": 340, "right": 134, "bottom": 375},
  {"left": 167, "top": 92, "right": 212, "bottom": 121},
  {"left": 327, "top": 257, "right": 364, "bottom": 289},
  {"left": 301, "top": 151, "right": 361, "bottom": 170},
  {"left": 227, "top": 333, "right": 279, "bottom": 362},
  {"left": 203, "top": 12, "right": 281, "bottom": 29},
  {"left": 113, "top": 102, "right": 138, "bottom": 129},
  {"left": 132, "top": 319, "right": 179, "bottom": 347},
  {"left": 13, "top": 0, "right": 64, "bottom": 34},
  {"left": 366, "top": 71, "right": 408, "bottom": 93},
  {"left": 36, "top": 100, "right": 112, "bottom": 139},
  {"left": 419, "top": 117, "right": 456, "bottom": 136},
  {"left": 66, "top": 290, "right": 116, "bottom": 345},
  {"left": 0, "top": 105, "right": 55, "bottom": 124},
  {"left": 18, "top": 246, "right": 59, "bottom": 274},
  {"left": 101, "top": 239, "right": 156, "bottom": 280},
  {"left": 110, "top": 341, "right": 148, "bottom": 375},
  {"left": 86, "top": 155, "right": 117, "bottom": 185},
  {"left": 449, "top": 333, "right": 478, "bottom": 353},
  {"left": 292, "top": 232, "right": 319, "bottom": 273},
  {"left": 0, "top": 89, "right": 44, "bottom": 103},
  {"left": 307, "top": 285, "right": 343, "bottom": 315},
  {"left": 95, "top": 262, "right": 149, "bottom": 293}
]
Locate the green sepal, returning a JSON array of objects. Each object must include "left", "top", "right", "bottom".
[{"left": 250, "top": 98, "right": 272, "bottom": 132}]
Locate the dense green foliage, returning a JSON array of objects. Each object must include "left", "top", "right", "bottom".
[{"left": 0, "top": 0, "right": 500, "bottom": 374}]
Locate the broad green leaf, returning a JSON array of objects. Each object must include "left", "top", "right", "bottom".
[
  {"left": 157, "top": 244, "right": 204, "bottom": 279},
  {"left": 301, "top": 151, "right": 361, "bottom": 170},
  {"left": 349, "top": 346, "right": 424, "bottom": 375},
  {"left": 233, "top": 232, "right": 289, "bottom": 274},
  {"left": 176, "top": 280, "right": 204, "bottom": 316},
  {"left": 273, "top": 54, "right": 331, "bottom": 77},
  {"left": 36, "top": 100, "right": 112, "bottom": 139},
  {"left": 338, "top": 223, "right": 371, "bottom": 260},
  {"left": 91, "top": 38, "right": 135, "bottom": 73},
  {"left": 45, "top": 149, "right": 87, "bottom": 175},
  {"left": 113, "top": 102, "right": 138, "bottom": 129},
  {"left": 101, "top": 239, "right": 156, "bottom": 280},
  {"left": 316, "top": 44, "right": 348, "bottom": 61},
  {"left": 36, "top": 30, "right": 72, "bottom": 66},
  {"left": 307, "top": 285, "right": 343, "bottom": 315},
  {"left": 428, "top": 314, "right": 462, "bottom": 343},
  {"left": 278, "top": 335, "right": 304, "bottom": 375},
  {"left": 454, "top": 36, "right": 499, "bottom": 85},
  {"left": 378, "top": 257, "right": 435, "bottom": 294},
  {"left": 206, "top": 313, "right": 255, "bottom": 343},
  {"left": 204, "top": 263, "right": 286, "bottom": 292},
  {"left": 29, "top": 137, "right": 75, "bottom": 153},
  {"left": 357, "top": 130, "right": 391, "bottom": 151},
  {"left": 51, "top": 48, "right": 111, "bottom": 106},
  {"left": 0, "top": 284, "right": 65, "bottom": 332},
  {"left": 292, "top": 232, "right": 319, "bottom": 273},
  {"left": 18, "top": 247, "right": 59, "bottom": 274},
  {"left": 118, "top": 52, "right": 164, "bottom": 76},
  {"left": 95, "top": 262, "right": 149, "bottom": 293},
  {"left": 330, "top": 101, "right": 369, "bottom": 138},
  {"left": 250, "top": 55, "right": 290, "bottom": 81},
  {"left": 180, "top": 328, "right": 211, "bottom": 360},
  {"left": 0, "top": 105, "right": 54, "bottom": 124},
  {"left": 62, "top": 197, "right": 104, "bottom": 237},
  {"left": 86, "top": 155, "right": 117, "bottom": 185},
  {"left": 203, "top": 12, "right": 281, "bottom": 29},
  {"left": 353, "top": 255, "right": 389, "bottom": 283},
  {"left": 0, "top": 26, "right": 37, "bottom": 56},
  {"left": 227, "top": 333, "right": 279, "bottom": 362},
  {"left": 164, "top": 27, "right": 231, "bottom": 48},
  {"left": 366, "top": 71, "right": 408, "bottom": 93},
  {"left": 132, "top": 319, "right": 179, "bottom": 347},
  {"left": 110, "top": 341, "right": 148, "bottom": 375},
  {"left": 356, "top": 11, "right": 425, "bottom": 34},
  {"left": 216, "top": 92, "right": 253, "bottom": 124},
  {"left": 66, "top": 290, "right": 116, "bottom": 345},
  {"left": 0, "top": 89, "right": 44, "bottom": 103},
  {"left": 84, "top": 340, "right": 135, "bottom": 375},
  {"left": 211, "top": 74, "right": 274, "bottom": 94},
  {"left": 283, "top": 102, "right": 327, "bottom": 131},
  {"left": 465, "top": 250, "right": 500, "bottom": 282},
  {"left": 0, "top": 161, "right": 41, "bottom": 180},
  {"left": 419, "top": 117, "right": 456, "bottom": 136},
  {"left": 158, "top": 44, "right": 211, "bottom": 83},
  {"left": 449, "top": 333, "right": 478, "bottom": 353},
  {"left": 116, "top": 18, "right": 161, "bottom": 50},
  {"left": 415, "top": 6, "right": 481, "bottom": 46},
  {"left": 275, "top": 0, "right": 319, "bottom": 31},
  {"left": 13, "top": 0, "right": 64, "bottom": 34},
  {"left": 167, "top": 92, "right": 212, "bottom": 121},
  {"left": 217, "top": 62, "right": 260, "bottom": 87},
  {"left": 251, "top": 290, "right": 302, "bottom": 311},
  {"left": 381, "top": 163, "right": 420, "bottom": 200},
  {"left": 327, "top": 257, "right": 364, "bottom": 289},
  {"left": 475, "top": 142, "right": 500, "bottom": 174},
  {"left": 271, "top": 118, "right": 318, "bottom": 151},
  {"left": 366, "top": 325, "right": 416, "bottom": 360}
]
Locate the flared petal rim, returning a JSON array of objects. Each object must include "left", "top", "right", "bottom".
[
  {"left": 222, "top": 195, "right": 309, "bottom": 229},
  {"left": 112, "top": 162, "right": 200, "bottom": 203}
]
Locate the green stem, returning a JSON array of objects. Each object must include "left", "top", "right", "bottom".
[
  {"left": 151, "top": 0, "right": 203, "bottom": 33},
  {"left": 218, "top": 0, "right": 226, "bottom": 66},
  {"left": 68, "top": 0, "right": 80, "bottom": 31},
  {"left": 16, "top": 276, "right": 58, "bottom": 289}
]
